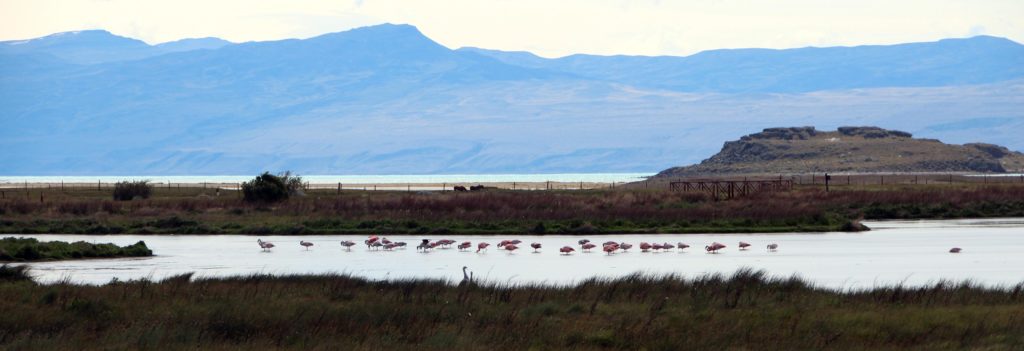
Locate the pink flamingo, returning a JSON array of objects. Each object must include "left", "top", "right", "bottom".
[
  {"left": 639, "top": 242, "right": 652, "bottom": 252},
  {"left": 458, "top": 241, "right": 472, "bottom": 251},
  {"left": 738, "top": 242, "right": 751, "bottom": 250},
  {"left": 949, "top": 247, "right": 962, "bottom": 253},
  {"left": 504, "top": 244, "right": 519, "bottom": 253},
  {"left": 381, "top": 238, "right": 392, "bottom": 245},
  {"left": 530, "top": 242, "right": 542, "bottom": 252},
  {"left": 602, "top": 241, "right": 617, "bottom": 247},
  {"left": 476, "top": 242, "right": 490, "bottom": 253},
  {"left": 384, "top": 243, "right": 397, "bottom": 250},
  {"left": 498, "top": 240, "right": 512, "bottom": 247},
  {"left": 677, "top": 243, "right": 690, "bottom": 252},
  {"left": 578, "top": 239, "right": 590, "bottom": 246},
  {"left": 603, "top": 244, "right": 618, "bottom": 255},
  {"left": 581, "top": 243, "right": 597, "bottom": 252},
  {"left": 705, "top": 242, "right": 726, "bottom": 253},
  {"left": 510, "top": 240, "right": 522, "bottom": 245},
  {"left": 257, "top": 239, "right": 274, "bottom": 251},
  {"left": 619, "top": 243, "right": 633, "bottom": 252},
  {"left": 300, "top": 240, "right": 314, "bottom": 250},
  {"left": 767, "top": 243, "right": 778, "bottom": 252},
  {"left": 559, "top": 246, "right": 575, "bottom": 255}
]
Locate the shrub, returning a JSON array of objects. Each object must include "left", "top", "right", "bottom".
[
  {"left": 112, "top": 180, "right": 152, "bottom": 201},
  {"left": 241, "top": 172, "right": 304, "bottom": 203}
]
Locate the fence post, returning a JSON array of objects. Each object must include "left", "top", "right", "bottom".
[
  {"left": 337, "top": 182, "right": 341, "bottom": 194},
  {"left": 98, "top": 180, "right": 101, "bottom": 191}
]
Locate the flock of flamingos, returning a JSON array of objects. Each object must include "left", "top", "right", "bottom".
[{"left": 255, "top": 236, "right": 788, "bottom": 254}]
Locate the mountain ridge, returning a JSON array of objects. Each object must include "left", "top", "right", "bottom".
[{"left": 2, "top": 24, "right": 1023, "bottom": 175}]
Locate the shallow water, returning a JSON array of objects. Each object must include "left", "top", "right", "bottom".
[{"left": 11, "top": 218, "right": 1024, "bottom": 288}]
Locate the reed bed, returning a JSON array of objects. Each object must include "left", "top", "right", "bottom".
[
  {"left": 0, "top": 266, "right": 1021, "bottom": 350},
  {"left": 1, "top": 185, "right": 1023, "bottom": 235}
]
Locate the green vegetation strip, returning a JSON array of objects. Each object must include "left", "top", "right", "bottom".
[
  {"left": 0, "top": 266, "right": 1021, "bottom": 349},
  {"left": 0, "top": 237, "right": 152, "bottom": 262}
]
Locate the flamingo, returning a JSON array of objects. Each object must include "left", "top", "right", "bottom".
[
  {"left": 340, "top": 240, "right": 356, "bottom": 250},
  {"left": 504, "top": 244, "right": 519, "bottom": 253},
  {"left": 738, "top": 242, "right": 751, "bottom": 250},
  {"left": 530, "top": 242, "right": 542, "bottom": 252},
  {"left": 639, "top": 242, "right": 652, "bottom": 252},
  {"left": 381, "top": 238, "right": 392, "bottom": 245},
  {"left": 498, "top": 240, "right": 512, "bottom": 247},
  {"left": 394, "top": 242, "right": 407, "bottom": 249},
  {"left": 510, "top": 239, "right": 522, "bottom": 245},
  {"left": 662, "top": 243, "right": 675, "bottom": 252},
  {"left": 603, "top": 244, "right": 618, "bottom": 255},
  {"left": 677, "top": 243, "right": 690, "bottom": 252},
  {"left": 384, "top": 243, "right": 397, "bottom": 251},
  {"left": 949, "top": 247, "right": 962, "bottom": 253},
  {"left": 416, "top": 239, "right": 432, "bottom": 252},
  {"left": 458, "top": 241, "right": 472, "bottom": 251},
  {"left": 705, "top": 242, "right": 726, "bottom": 253},
  {"left": 300, "top": 241, "right": 314, "bottom": 250},
  {"left": 257, "top": 239, "right": 274, "bottom": 251},
  {"left": 602, "top": 241, "right": 617, "bottom": 247},
  {"left": 578, "top": 239, "right": 591, "bottom": 246},
  {"left": 767, "top": 243, "right": 779, "bottom": 252},
  {"left": 581, "top": 243, "right": 597, "bottom": 252},
  {"left": 619, "top": 243, "right": 633, "bottom": 252},
  {"left": 559, "top": 246, "right": 575, "bottom": 255},
  {"left": 476, "top": 242, "right": 491, "bottom": 253},
  {"left": 369, "top": 241, "right": 384, "bottom": 250}
]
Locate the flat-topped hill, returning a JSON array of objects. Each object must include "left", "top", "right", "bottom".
[{"left": 656, "top": 126, "right": 1024, "bottom": 177}]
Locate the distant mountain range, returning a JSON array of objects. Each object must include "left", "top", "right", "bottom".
[{"left": 2, "top": 24, "right": 1023, "bottom": 175}]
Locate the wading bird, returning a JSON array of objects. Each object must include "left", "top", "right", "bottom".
[
  {"left": 417, "top": 239, "right": 432, "bottom": 252},
  {"left": 578, "top": 239, "right": 590, "bottom": 246},
  {"left": 458, "top": 241, "right": 472, "bottom": 251},
  {"left": 476, "top": 242, "right": 491, "bottom": 253},
  {"left": 949, "top": 247, "right": 962, "bottom": 253},
  {"left": 639, "top": 242, "right": 652, "bottom": 252},
  {"left": 257, "top": 239, "right": 274, "bottom": 251},
  {"left": 619, "top": 243, "right": 633, "bottom": 252},
  {"left": 459, "top": 266, "right": 474, "bottom": 287},
  {"left": 767, "top": 243, "right": 779, "bottom": 252},
  {"left": 300, "top": 241, "right": 314, "bottom": 250},
  {"left": 531, "top": 242, "right": 542, "bottom": 252},
  {"left": 603, "top": 243, "right": 618, "bottom": 255},
  {"left": 738, "top": 242, "right": 751, "bottom": 250},
  {"left": 340, "top": 240, "right": 356, "bottom": 250},
  {"left": 581, "top": 243, "right": 597, "bottom": 252},
  {"left": 504, "top": 244, "right": 519, "bottom": 253},
  {"left": 677, "top": 243, "right": 690, "bottom": 251},
  {"left": 705, "top": 242, "right": 726, "bottom": 253},
  {"left": 559, "top": 246, "right": 575, "bottom": 255}
]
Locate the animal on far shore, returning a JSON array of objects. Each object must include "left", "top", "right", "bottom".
[
  {"left": 453, "top": 185, "right": 468, "bottom": 192},
  {"left": 470, "top": 185, "right": 485, "bottom": 191}
]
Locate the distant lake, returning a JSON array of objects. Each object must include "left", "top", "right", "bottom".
[{"left": 0, "top": 173, "right": 653, "bottom": 185}]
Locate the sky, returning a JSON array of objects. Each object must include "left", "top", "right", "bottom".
[{"left": 1, "top": 0, "right": 1022, "bottom": 57}]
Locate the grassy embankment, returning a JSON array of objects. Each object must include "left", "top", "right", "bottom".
[
  {"left": 1, "top": 184, "right": 1023, "bottom": 235},
  {"left": 1, "top": 265, "right": 1021, "bottom": 350},
  {"left": 0, "top": 237, "right": 152, "bottom": 262}
]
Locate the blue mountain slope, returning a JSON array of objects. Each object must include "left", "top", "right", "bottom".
[
  {"left": 2, "top": 24, "right": 1023, "bottom": 175},
  {"left": 463, "top": 35, "right": 1024, "bottom": 92}
]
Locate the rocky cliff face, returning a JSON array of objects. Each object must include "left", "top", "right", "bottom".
[{"left": 657, "top": 126, "right": 1024, "bottom": 177}]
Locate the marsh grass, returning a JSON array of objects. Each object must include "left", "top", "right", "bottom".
[
  {"left": 1, "top": 185, "right": 1023, "bottom": 235},
  {"left": 0, "top": 268, "right": 1021, "bottom": 349},
  {"left": 0, "top": 237, "right": 152, "bottom": 262}
]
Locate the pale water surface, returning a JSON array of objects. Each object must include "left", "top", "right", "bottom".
[
  {"left": 12, "top": 218, "right": 1024, "bottom": 289},
  {"left": 0, "top": 173, "right": 651, "bottom": 185}
]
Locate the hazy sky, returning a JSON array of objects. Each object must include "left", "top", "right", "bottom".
[{"left": 2, "top": 0, "right": 1022, "bottom": 57}]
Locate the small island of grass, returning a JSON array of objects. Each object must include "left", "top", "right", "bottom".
[{"left": 0, "top": 237, "right": 152, "bottom": 262}]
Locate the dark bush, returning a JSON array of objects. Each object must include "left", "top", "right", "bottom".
[
  {"left": 112, "top": 180, "right": 152, "bottom": 201},
  {"left": 241, "top": 172, "right": 303, "bottom": 203}
]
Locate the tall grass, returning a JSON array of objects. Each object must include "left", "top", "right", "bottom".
[
  {"left": 0, "top": 269, "right": 1021, "bottom": 349},
  {"left": 2, "top": 185, "right": 1023, "bottom": 234}
]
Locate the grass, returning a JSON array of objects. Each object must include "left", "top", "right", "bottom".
[
  {"left": 0, "top": 237, "right": 152, "bottom": 262},
  {"left": 1, "top": 184, "right": 1023, "bottom": 235},
  {"left": 0, "top": 267, "right": 1021, "bottom": 350}
]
